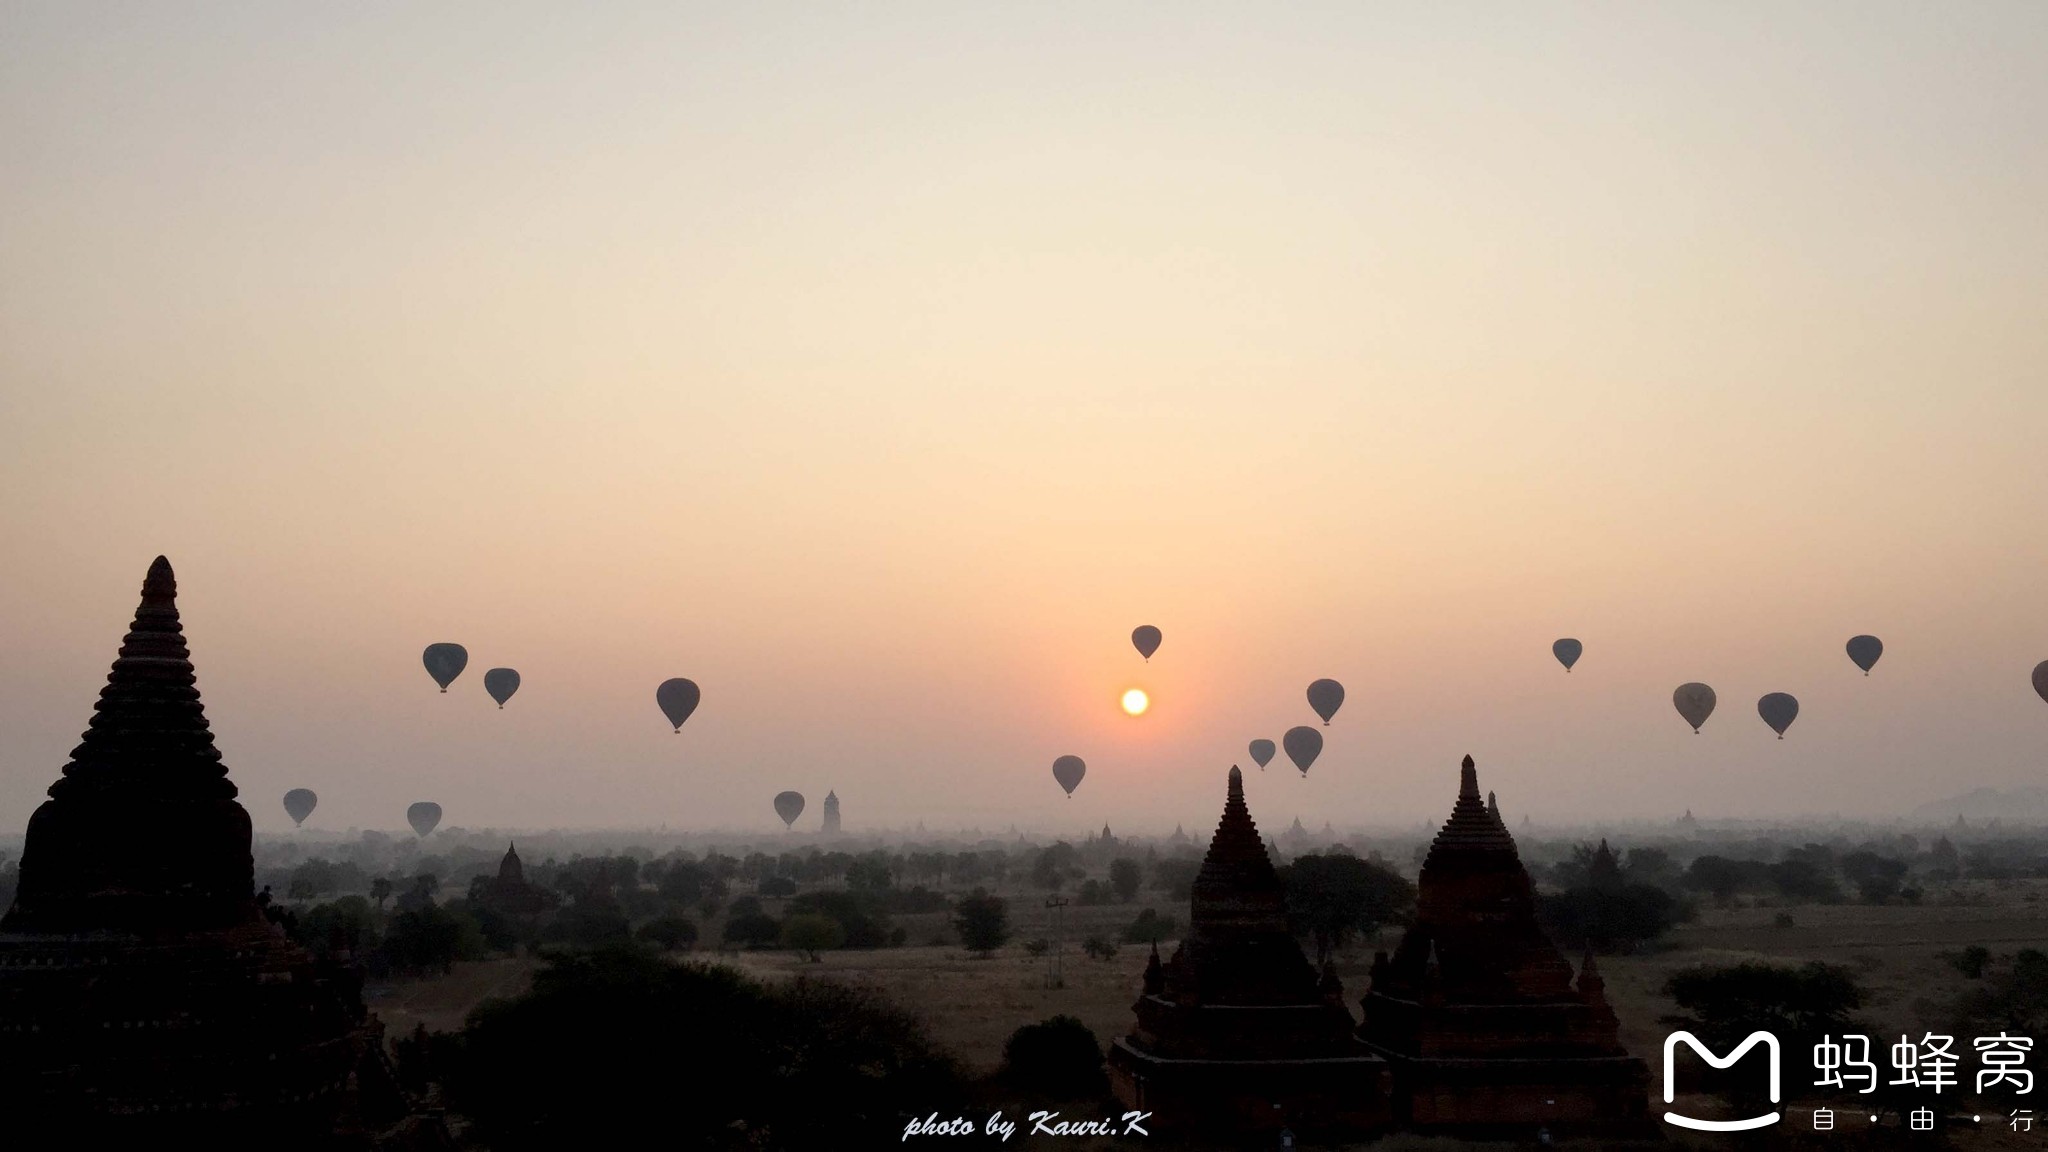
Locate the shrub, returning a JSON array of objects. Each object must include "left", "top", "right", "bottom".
[
  {"left": 1002, "top": 1015, "right": 1108, "bottom": 1100},
  {"left": 722, "top": 913, "right": 782, "bottom": 949}
]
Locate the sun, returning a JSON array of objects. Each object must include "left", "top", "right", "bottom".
[{"left": 1121, "top": 688, "right": 1150, "bottom": 716}]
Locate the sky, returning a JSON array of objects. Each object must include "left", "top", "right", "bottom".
[{"left": 2, "top": 2, "right": 2045, "bottom": 836}]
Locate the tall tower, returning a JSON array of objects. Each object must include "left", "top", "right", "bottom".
[
  {"left": 0, "top": 557, "right": 418, "bottom": 1141},
  {"left": 822, "top": 790, "right": 841, "bottom": 834}
]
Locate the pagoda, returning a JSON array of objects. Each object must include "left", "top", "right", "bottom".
[
  {"left": 0, "top": 558, "right": 428, "bottom": 1146},
  {"left": 1108, "top": 767, "right": 1391, "bottom": 1138},
  {"left": 1355, "top": 756, "right": 1652, "bottom": 1138},
  {"left": 821, "top": 790, "right": 841, "bottom": 834},
  {"left": 473, "top": 842, "right": 556, "bottom": 918}
]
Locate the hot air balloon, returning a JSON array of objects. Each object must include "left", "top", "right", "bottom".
[
  {"left": 656, "top": 678, "right": 701, "bottom": 732},
  {"left": 2036, "top": 660, "right": 2048, "bottom": 705},
  {"left": 1846, "top": 636, "right": 1883, "bottom": 676},
  {"left": 1307, "top": 679, "right": 1344, "bottom": 725},
  {"left": 406, "top": 802, "right": 442, "bottom": 838},
  {"left": 1131, "top": 625, "right": 1162, "bottom": 662},
  {"left": 1553, "top": 638, "right": 1583, "bottom": 672},
  {"left": 1283, "top": 726, "right": 1322, "bottom": 776},
  {"left": 1673, "top": 683, "right": 1717, "bottom": 733},
  {"left": 484, "top": 667, "right": 521, "bottom": 708},
  {"left": 774, "top": 791, "right": 805, "bottom": 828},
  {"left": 283, "top": 788, "right": 318, "bottom": 827},
  {"left": 1758, "top": 692, "right": 1800, "bottom": 739},
  {"left": 1052, "top": 755, "right": 1086, "bottom": 797},
  {"left": 1249, "top": 739, "right": 1276, "bottom": 771},
  {"left": 422, "top": 643, "right": 468, "bottom": 692}
]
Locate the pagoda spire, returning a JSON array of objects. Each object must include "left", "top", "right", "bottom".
[{"left": 50, "top": 556, "right": 234, "bottom": 802}]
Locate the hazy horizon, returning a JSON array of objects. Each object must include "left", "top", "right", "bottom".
[{"left": 5, "top": 3, "right": 2046, "bottom": 834}]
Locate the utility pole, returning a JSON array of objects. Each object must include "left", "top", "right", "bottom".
[{"left": 1043, "top": 895, "right": 1069, "bottom": 989}]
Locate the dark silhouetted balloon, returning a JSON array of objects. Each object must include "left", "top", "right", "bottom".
[
  {"left": 1758, "top": 692, "right": 1800, "bottom": 739},
  {"left": 283, "top": 788, "right": 317, "bottom": 827},
  {"left": 1846, "top": 635, "right": 1883, "bottom": 676},
  {"left": 1553, "top": 638, "right": 1583, "bottom": 672},
  {"left": 484, "top": 667, "right": 521, "bottom": 708},
  {"left": 1052, "top": 755, "right": 1086, "bottom": 797},
  {"left": 407, "top": 801, "right": 442, "bottom": 838},
  {"left": 656, "top": 678, "right": 701, "bottom": 732},
  {"left": 1306, "top": 679, "right": 1344, "bottom": 725},
  {"left": 2036, "top": 661, "right": 2048, "bottom": 705},
  {"left": 1283, "top": 726, "right": 1322, "bottom": 776},
  {"left": 422, "top": 643, "right": 468, "bottom": 692},
  {"left": 1249, "top": 739, "right": 1276, "bottom": 770},
  {"left": 1673, "top": 683, "right": 1717, "bottom": 733},
  {"left": 774, "top": 791, "right": 805, "bottom": 828},
  {"left": 1131, "top": 625, "right": 1162, "bottom": 661}
]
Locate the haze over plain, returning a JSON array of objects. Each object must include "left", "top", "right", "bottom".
[{"left": 3, "top": 3, "right": 2045, "bottom": 832}]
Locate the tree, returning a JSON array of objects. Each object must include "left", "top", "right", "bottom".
[
  {"left": 1110, "top": 858, "right": 1142, "bottom": 903},
  {"left": 1150, "top": 857, "right": 1201, "bottom": 902},
  {"left": 953, "top": 889, "right": 1011, "bottom": 956},
  {"left": 756, "top": 875, "right": 797, "bottom": 898},
  {"left": 1002, "top": 1016, "right": 1108, "bottom": 1100},
  {"left": 780, "top": 913, "right": 846, "bottom": 961},
  {"left": 447, "top": 948, "right": 963, "bottom": 1151},
  {"left": 722, "top": 912, "right": 782, "bottom": 950},
  {"left": 1082, "top": 936, "right": 1118, "bottom": 961},
  {"left": 1539, "top": 883, "right": 1681, "bottom": 954},
  {"left": 1284, "top": 853, "right": 1416, "bottom": 961},
  {"left": 635, "top": 915, "right": 699, "bottom": 952},
  {"left": 846, "top": 854, "right": 895, "bottom": 892},
  {"left": 370, "top": 877, "right": 394, "bottom": 912},
  {"left": 1840, "top": 850, "right": 1909, "bottom": 905},
  {"left": 377, "top": 905, "right": 485, "bottom": 975},
  {"left": 1031, "top": 843, "right": 1077, "bottom": 892},
  {"left": 1121, "top": 908, "right": 1177, "bottom": 945}
]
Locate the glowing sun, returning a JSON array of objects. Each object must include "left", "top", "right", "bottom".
[{"left": 1121, "top": 688, "right": 1150, "bottom": 716}]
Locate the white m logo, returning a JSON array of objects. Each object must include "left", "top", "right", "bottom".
[{"left": 1662, "top": 1030, "right": 1782, "bottom": 1132}]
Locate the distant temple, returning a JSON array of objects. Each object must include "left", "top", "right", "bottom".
[
  {"left": 1355, "top": 756, "right": 1652, "bottom": 1138},
  {"left": 821, "top": 790, "right": 841, "bottom": 834},
  {"left": 472, "top": 842, "right": 555, "bottom": 918},
  {"left": 1108, "top": 767, "right": 1391, "bottom": 1139},
  {"left": 1167, "top": 823, "right": 1190, "bottom": 847},
  {"left": 0, "top": 558, "right": 435, "bottom": 1146}
]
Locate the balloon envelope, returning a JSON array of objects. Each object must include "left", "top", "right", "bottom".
[
  {"left": 656, "top": 678, "right": 701, "bottom": 731},
  {"left": 1846, "top": 635, "right": 1883, "bottom": 675},
  {"left": 2036, "top": 660, "right": 2048, "bottom": 705},
  {"left": 1306, "top": 679, "right": 1345, "bottom": 725},
  {"left": 484, "top": 667, "right": 521, "bottom": 708},
  {"left": 1758, "top": 692, "right": 1800, "bottom": 738},
  {"left": 282, "top": 788, "right": 317, "bottom": 827},
  {"left": 1283, "top": 725, "right": 1323, "bottom": 775},
  {"left": 406, "top": 801, "right": 442, "bottom": 838},
  {"left": 1248, "top": 739, "right": 1276, "bottom": 769},
  {"left": 422, "top": 643, "right": 468, "bottom": 692},
  {"left": 1131, "top": 625, "right": 1162, "bottom": 661},
  {"left": 774, "top": 791, "right": 805, "bottom": 828},
  {"left": 1673, "top": 683, "right": 1717, "bottom": 732},
  {"left": 1052, "top": 755, "right": 1086, "bottom": 796},
  {"left": 1553, "top": 638, "right": 1583, "bottom": 672}
]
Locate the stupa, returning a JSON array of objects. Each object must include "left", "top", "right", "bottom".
[
  {"left": 821, "top": 790, "right": 841, "bottom": 834},
  {"left": 473, "top": 842, "right": 556, "bottom": 918},
  {"left": 1108, "top": 767, "right": 1391, "bottom": 1138},
  {"left": 0, "top": 558, "right": 425, "bottom": 1146},
  {"left": 1355, "top": 756, "right": 1652, "bottom": 1138}
]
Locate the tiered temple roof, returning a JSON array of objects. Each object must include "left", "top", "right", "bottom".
[
  {"left": 1110, "top": 767, "right": 1389, "bottom": 1138},
  {"left": 1356, "top": 756, "right": 1650, "bottom": 1137},
  {"left": 0, "top": 558, "right": 431, "bottom": 1145}
]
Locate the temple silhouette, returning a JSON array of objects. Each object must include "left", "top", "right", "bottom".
[
  {"left": 0, "top": 558, "right": 443, "bottom": 1147},
  {"left": 1108, "top": 766, "right": 1393, "bottom": 1138},
  {"left": 1111, "top": 758, "right": 1653, "bottom": 1142}
]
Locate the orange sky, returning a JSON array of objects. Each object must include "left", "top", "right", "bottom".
[{"left": 3, "top": 3, "right": 2045, "bottom": 833}]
